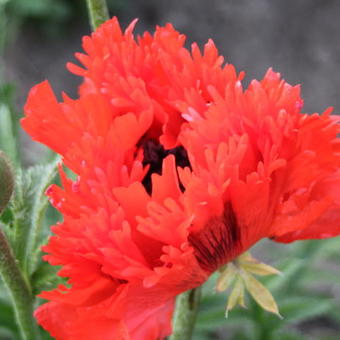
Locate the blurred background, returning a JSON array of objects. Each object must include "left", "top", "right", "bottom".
[{"left": 0, "top": 1, "right": 340, "bottom": 339}]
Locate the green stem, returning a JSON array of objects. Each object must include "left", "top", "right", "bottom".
[
  {"left": 86, "top": 0, "right": 110, "bottom": 30},
  {"left": 0, "top": 229, "right": 40, "bottom": 340},
  {"left": 169, "top": 287, "right": 201, "bottom": 340}
]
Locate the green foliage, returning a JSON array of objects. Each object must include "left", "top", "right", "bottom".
[
  {"left": 5, "top": 0, "right": 123, "bottom": 21},
  {"left": 6, "top": 159, "right": 59, "bottom": 272},
  {"left": 0, "top": 159, "right": 62, "bottom": 339},
  {"left": 0, "top": 77, "right": 63, "bottom": 339},
  {"left": 7, "top": 0, "right": 70, "bottom": 19},
  {"left": 0, "top": 0, "right": 128, "bottom": 45},
  {"left": 31, "top": 260, "right": 62, "bottom": 296},
  {"left": 194, "top": 238, "right": 340, "bottom": 340},
  {"left": 0, "top": 289, "right": 17, "bottom": 336}
]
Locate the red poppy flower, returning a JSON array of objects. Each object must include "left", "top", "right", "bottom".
[{"left": 22, "top": 17, "right": 340, "bottom": 340}]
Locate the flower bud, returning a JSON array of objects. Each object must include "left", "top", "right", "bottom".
[{"left": 0, "top": 151, "right": 14, "bottom": 215}]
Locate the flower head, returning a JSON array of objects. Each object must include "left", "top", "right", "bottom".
[{"left": 22, "top": 17, "right": 340, "bottom": 340}]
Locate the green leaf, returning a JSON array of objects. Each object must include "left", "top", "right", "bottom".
[
  {"left": 266, "top": 259, "right": 305, "bottom": 293},
  {"left": 31, "top": 260, "right": 63, "bottom": 295},
  {"left": 278, "top": 296, "right": 333, "bottom": 324},
  {"left": 11, "top": 0, "right": 70, "bottom": 19},
  {"left": 303, "top": 266, "right": 340, "bottom": 287},
  {"left": 0, "top": 327, "right": 16, "bottom": 340},
  {"left": 0, "top": 299, "right": 17, "bottom": 334},
  {"left": 196, "top": 292, "right": 241, "bottom": 330},
  {"left": 9, "top": 157, "right": 59, "bottom": 274},
  {"left": 25, "top": 157, "right": 60, "bottom": 275}
]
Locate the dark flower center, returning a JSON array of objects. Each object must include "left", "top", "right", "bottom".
[
  {"left": 141, "top": 140, "right": 241, "bottom": 274},
  {"left": 141, "top": 139, "right": 191, "bottom": 194}
]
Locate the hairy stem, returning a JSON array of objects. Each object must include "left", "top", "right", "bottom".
[
  {"left": 169, "top": 287, "right": 201, "bottom": 340},
  {"left": 0, "top": 229, "right": 40, "bottom": 340},
  {"left": 86, "top": 0, "right": 110, "bottom": 30}
]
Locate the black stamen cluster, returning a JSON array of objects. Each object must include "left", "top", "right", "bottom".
[{"left": 142, "top": 139, "right": 191, "bottom": 194}]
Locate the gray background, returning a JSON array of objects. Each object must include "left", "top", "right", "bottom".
[{"left": 4, "top": 0, "right": 340, "bottom": 115}]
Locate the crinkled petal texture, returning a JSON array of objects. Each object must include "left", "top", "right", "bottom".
[{"left": 22, "top": 17, "right": 340, "bottom": 340}]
